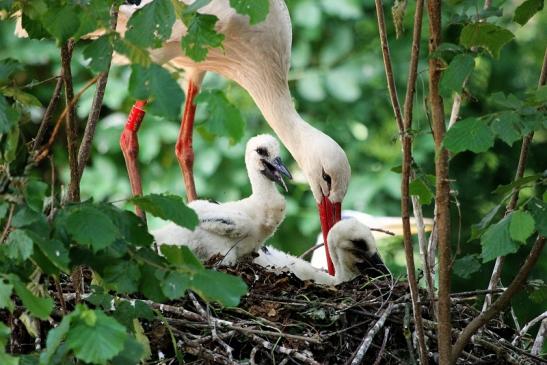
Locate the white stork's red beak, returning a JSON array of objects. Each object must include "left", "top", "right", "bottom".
[{"left": 318, "top": 195, "right": 341, "bottom": 276}]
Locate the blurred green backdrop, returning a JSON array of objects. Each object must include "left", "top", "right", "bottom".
[{"left": 1, "top": 0, "right": 545, "bottom": 324}]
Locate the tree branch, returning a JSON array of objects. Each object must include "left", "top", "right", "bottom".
[
  {"left": 60, "top": 41, "right": 80, "bottom": 203},
  {"left": 373, "top": 1, "right": 428, "bottom": 364},
  {"left": 77, "top": 6, "right": 119, "bottom": 180},
  {"left": 426, "top": 1, "right": 452, "bottom": 363},
  {"left": 483, "top": 48, "right": 547, "bottom": 311},
  {"left": 32, "top": 75, "right": 63, "bottom": 152},
  {"left": 451, "top": 236, "right": 546, "bottom": 363}
]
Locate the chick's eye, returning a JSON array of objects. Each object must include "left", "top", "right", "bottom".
[{"left": 256, "top": 147, "right": 269, "bottom": 157}]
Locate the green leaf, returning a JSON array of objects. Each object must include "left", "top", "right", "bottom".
[
  {"left": 102, "top": 261, "right": 141, "bottom": 294},
  {"left": 33, "top": 238, "right": 70, "bottom": 274},
  {"left": 10, "top": 277, "right": 53, "bottom": 320},
  {"left": 42, "top": 5, "right": 81, "bottom": 44},
  {"left": 195, "top": 90, "right": 245, "bottom": 142},
  {"left": 67, "top": 309, "right": 127, "bottom": 364},
  {"left": 444, "top": 118, "right": 494, "bottom": 154},
  {"left": 490, "top": 92, "right": 524, "bottom": 109},
  {"left": 0, "top": 87, "right": 42, "bottom": 107},
  {"left": 3, "top": 124, "right": 20, "bottom": 164},
  {"left": 129, "top": 193, "right": 198, "bottom": 229},
  {"left": 83, "top": 35, "right": 113, "bottom": 73},
  {"left": 429, "top": 42, "right": 465, "bottom": 61},
  {"left": 0, "top": 351, "right": 18, "bottom": 365},
  {"left": 459, "top": 23, "right": 514, "bottom": 58},
  {"left": 114, "top": 38, "right": 151, "bottom": 67},
  {"left": 125, "top": 0, "right": 175, "bottom": 48},
  {"left": 0, "top": 321, "right": 10, "bottom": 347},
  {"left": 514, "top": 0, "right": 544, "bottom": 26},
  {"left": 139, "top": 263, "right": 168, "bottom": 302},
  {"left": 440, "top": 54, "right": 475, "bottom": 96},
  {"left": 24, "top": 179, "right": 48, "bottom": 212},
  {"left": 493, "top": 175, "right": 542, "bottom": 196},
  {"left": 409, "top": 177, "right": 434, "bottom": 205},
  {"left": 159, "top": 271, "right": 190, "bottom": 300},
  {"left": 490, "top": 111, "right": 523, "bottom": 146},
  {"left": 128, "top": 64, "right": 184, "bottom": 120},
  {"left": 181, "top": 13, "right": 224, "bottom": 62},
  {"left": 527, "top": 198, "right": 547, "bottom": 236},
  {"left": 509, "top": 211, "right": 535, "bottom": 243},
  {"left": 191, "top": 270, "right": 247, "bottom": 307},
  {"left": 480, "top": 214, "right": 519, "bottom": 262},
  {"left": 111, "top": 335, "right": 145, "bottom": 365},
  {"left": 453, "top": 254, "right": 481, "bottom": 279},
  {"left": 0, "top": 279, "right": 13, "bottom": 311},
  {"left": 160, "top": 245, "right": 204, "bottom": 271},
  {"left": 229, "top": 0, "right": 269, "bottom": 24},
  {"left": 40, "top": 311, "right": 74, "bottom": 365},
  {"left": 0, "top": 58, "right": 22, "bottom": 83},
  {"left": 0, "top": 95, "right": 20, "bottom": 133},
  {"left": 65, "top": 206, "right": 119, "bottom": 252},
  {"left": 4, "top": 230, "right": 33, "bottom": 262}
]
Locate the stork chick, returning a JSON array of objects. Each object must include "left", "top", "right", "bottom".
[
  {"left": 153, "top": 134, "right": 291, "bottom": 264},
  {"left": 255, "top": 219, "right": 391, "bottom": 285}
]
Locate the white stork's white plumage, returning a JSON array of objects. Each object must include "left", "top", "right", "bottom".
[{"left": 153, "top": 134, "right": 290, "bottom": 264}]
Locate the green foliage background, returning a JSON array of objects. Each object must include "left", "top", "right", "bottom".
[{"left": 0, "top": 0, "right": 546, "bottom": 351}]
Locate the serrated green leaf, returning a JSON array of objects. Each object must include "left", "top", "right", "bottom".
[
  {"left": 0, "top": 87, "right": 42, "bottom": 107},
  {"left": 67, "top": 309, "right": 127, "bottom": 364},
  {"left": 20, "top": 14, "right": 51, "bottom": 40},
  {"left": 10, "top": 276, "right": 53, "bottom": 320},
  {"left": 230, "top": 0, "right": 269, "bottom": 24},
  {"left": 444, "top": 117, "right": 494, "bottom": 154},
  {"left": 0, "top": 58, "right": 22, "bottom": 83},
  {"left": 181, "top": 13, "right": 224, "bottom": 62},
  {"left": 42, "top": 5, "right": 81, "bottom": 44},
  {"left": 509, "top": 210, "right": 535, "bottom": 243},
  {"left": 3, "top": 124, "right": 20, "bottom": 164},
  {"left": 429, "top": 42, "right": 465, "bottom": 61},
  {"left": 195, "top": 90, "right": 245, "bottom": 142},
  {"left": 130, "top": 193, "right": 198, "bottom": 229},
  {"left": 184, "top": 0, "right": 211, "bottom": 14},
  {"left": 480, "top": 214, "right": 519, "bottom": 262},
  {"left": 0, "top": 321, "right": 10, "bottom": 348},
  {"left": 139, "top": 263, "right": 168, "bottom": 302},
  {"left": 0, "top": 351, "right": 18, "bottom": 365},
  {"left": 409, "top": 178, "right": 434, "bottom": 205},
  {"left": 5, "top": 230, "right": 33, "bottom": 262},
  {"left": 39, "top": 310, "right": 74, "bottom": 365},
  {"left": 98, "top": 204, "right": 153, "bottom": 247},
  {"left": 527, "top": 198, "right": 547, "bottom": 236},
  {"left": 66, "top": 206, "right": 119, "bottom": 252},
  {"left": 102, "top": 261, "right": 141, "bottom": 294},
  {"left": 129, "top": 64, "right": 184, "bottom": 120},
  {"left": 514, "top": 0, "right": 544, "bottom": 26},
  {"left": 0, "top": 203, "right": 8, "bottom": 220},
  {"left": 111, "top": 335, "right": 145, "bottom": 365},
  {"left": 490, "top": 111, "right": 523, "bottom": 146},
  {"left": 0, "top": 96, "right": 20, "bottom": 134},
  {"left": 83, "top": 35, "right": 113, "bottom": 73},
  {"left": 490, "top": 92, "right": 524, "bottom": 109},
  {"left": 0, "top": 279, "right": 13, "bottom": 311},
  {"left": 113, "top": 38, "right": 151, "bottom": 67},
  {"left": 160, "top": 271, "right": 190, "bottom": 300},
  {"left": 440, "top": 54, "right": 475, "bottom": 96},
  {"left": 33, "top": 238, "right": 70, "bottom": 274},
  {"left": 459, "top": 23, "right": 514, "bottom": 58},
  {"left": 453, "top": 254, "right": 481, "bottom": 279},
  {"left": 160, "top": 245, "right": 203, "bottom": 271},
  {"left": 493, "top": 175, "right": 542, "bottom": 196},
  {"left": 125, "top": 0, "right": 175, "bottom": 48},
  {"left": 24, "top": 179, "right": 48, "bottom": 212},
  {"left": 191, "top": 270, "right": 247, "bottom": 307}
]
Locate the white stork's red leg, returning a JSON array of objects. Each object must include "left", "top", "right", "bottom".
[
  {"left": 120, "top": 100, "right": 147, "bottom": 220},
  {"left": 175, "top": 80, "right": 200, "bottom": 202},
  {"left": 318, "top": 196, "right": 342, "bottom": 275}
]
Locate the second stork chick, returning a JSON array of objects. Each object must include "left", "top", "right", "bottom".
[{"left": 153, "top": 134, "right": 291, "bottom": 264}]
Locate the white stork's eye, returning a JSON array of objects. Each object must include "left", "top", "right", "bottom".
[{"left": 322, "top": 169, "right": 332, "bottom": 190}]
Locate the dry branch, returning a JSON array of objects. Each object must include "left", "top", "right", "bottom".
[
  {"left": 32, "top": 75, "right": 63, "bottom": 152},
  {"left": 531, "top": 318, "right": 547, "bottom": 356},
  {"left": 351, "top": 303, "right": 394, "bottom": 364}
]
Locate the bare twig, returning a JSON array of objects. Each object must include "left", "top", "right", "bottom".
[
  {"left": 373, "top": 1, "right": 429, "bottom": 363},
  {"left": 0, "top": 204, "right": 15, "bottom": 243},
  {"left": 32, "top": 75, "right": 64, "bottom": 152},
  {"left": 372, "top": 327, "right": 390, "bottom": 365},
  {"left": 451, "top": 236, "right": 546, "bottom": 364},
  {"left": 351, "top": 303, "right": 394, "bottom": 365},
  {"left": 483, "top": 48, "right": 547, "bottom": 312},
  {"left": 76, "top": 6, "right": 119, "bottom": 180},
  {"left": 512, "top": 310, "right": 547, "bottom": 346},
  {"left": 60, "top": 41, "right": 80, "bottom": 203},
  {"left": 250, "top": 334, "right": 320, "bottom": 365},
  {"left": 531, "top": 318, "right": 547, "bottom": 356}
]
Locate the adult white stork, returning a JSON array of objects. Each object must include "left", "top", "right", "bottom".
[
  {"left": 115, "top": 0, "right": 351, "bottom": 276},
  {"left": 154, "top": 134, "right": 291, "bottom": 264}
]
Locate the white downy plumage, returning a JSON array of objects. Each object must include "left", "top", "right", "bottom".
[{"left": 153, "top": 134, "right": 290, "bottom": 264}]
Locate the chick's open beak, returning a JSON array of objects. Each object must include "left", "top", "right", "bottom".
[{"left": 261, "top": 156, "right": 292, "bottom": 192}]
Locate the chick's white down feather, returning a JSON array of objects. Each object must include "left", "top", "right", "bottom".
[{"left": 153, "top": 134, "right": 286, "bottom": 264}]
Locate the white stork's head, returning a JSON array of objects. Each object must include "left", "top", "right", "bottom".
[
  {"left": 245, "top": 134, "right": 292, "bottom": 191},
  {"left": 327, "top": 219, "right": 390, "bottom": 283}
]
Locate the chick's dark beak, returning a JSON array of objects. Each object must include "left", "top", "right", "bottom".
[{"left": 261, "top": 156, "right": 292, "bottom": 191}]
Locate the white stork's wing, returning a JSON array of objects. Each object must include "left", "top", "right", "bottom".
[{"left": 190, "top": 200, "right": 252, "bottom": 239}]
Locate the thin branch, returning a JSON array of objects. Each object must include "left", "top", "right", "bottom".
[
  {"left": 351, "top": 303, "right": 394, "bottom": 365},
  {"left": 373, "top": 1, "right": 428, "bottom": 363},
  {"left": 60, "top": 41, "right": 80, "bottom": 203},
  {"left": 32, "top": 75, "right": 64, "bottom": 152},
  {"left": 372, "top": 327, "right": 390, "bottom": 365},
  {"left": 531, "top": 318, "right": 547, "bottom": 356},
  {"left": 0, "top": 204, "right": 15, "bottom": 243},
  {"left": 512, "top": 310, "right": 547, "bottom": 345},
  {"left": 76, "top": 6, "right": 119, "bottom": 180},
  {"left": 451, "top": 236, "right": 546, "bottom": 364},
  {"left": 250, "top": 335, "right": 320, "bottom": 365},
  {"left": 483, "top": 48, "right": 547, "bottom": 312}
]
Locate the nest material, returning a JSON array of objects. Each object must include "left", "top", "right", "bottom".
[{"left": 4, "top": 259, "right": 546, "bottom": 364}]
